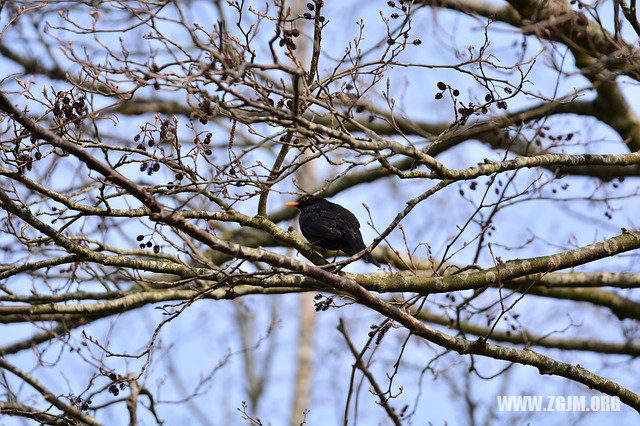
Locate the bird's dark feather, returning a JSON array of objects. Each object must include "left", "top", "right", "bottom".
[
  {"left": 299, "top": 204, "right": 346, "bottom": 250},
  {"left": 291, "top": 196, "right": 381, "bottom": 267}
]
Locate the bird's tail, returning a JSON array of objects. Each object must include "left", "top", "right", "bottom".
[
  {"left": 363, "top": 252, "right": 381, "bottom": 268},
  {"left": 342, "top": 231, "right": 381, "bottom": 267}
]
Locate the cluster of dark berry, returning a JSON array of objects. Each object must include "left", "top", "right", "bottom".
[
  {"left": 159, "top": 119, "right": 176, "bottom": 143},
  {"left": 387, "top": 31, "right": 421, "bottom": 46},
  {"left": 302, "top": 1, "right": 326, "bottom": 21},
  {"left": 199, "top": 98, "right": 215, "bottom": 124},
  {"left": 70, "top": 395, "right": 92, "bottom": 411},
  {"left": 134, "top": 133, "right": 156, "bottom": 149},
  {"left": 166, "top": 171, "right": 186, "bottom": 191},
  {"left": 52, "top": 91, "right": 87, "bottom": 128},
  {"left": 140, "top": 161, "right": 161, "bottom": 176},
  {"left": 313, "top": 293, "right": 333, "bottom": 311},
  {"left": 368, "top": 322, "right": 392, "bottom": 345},
  {"left": 387, "top": 0, "right": 407, "bottom": 9},
  {"left": 457, "top": 104, "right": 475, "bottom": 124},
  {"left": 143, "top": 63, "right": 161, "bottom": 90},
  {"left": 279, "top": 27, "right": 300, "bottom": 50},
  {"left": 386, "top": 0, "right": 417, "bottom": 46},
  {"left": 434, "top": 82, "right": 511, "bottom": 123},
  {"left": 133, "top": 119, "right": 175, "bottom": 150},
  {"left": 537, "top": 127, "right": 574, "bottom": 142},
  {"left": 136, "top": 234, "right": 160, "bottom": 253},
  {"left": 434, "top": 81, "right": 460, "bottom": 100},
  {"left": 106, "top": 372, "right": 126, "bottom": 397},
  {"left": 387, "top": 0, "right": 408, "bottom": 15},
  {"left": 193, "top": 132, "right": 213, "bottom": 156},
  {"left": 16, "top": 150, "right": 41, "bottom": 173}
]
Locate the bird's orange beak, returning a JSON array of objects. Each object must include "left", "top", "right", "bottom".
[{"left": 284, "top": 201, "right": 299, "bottom": 207}]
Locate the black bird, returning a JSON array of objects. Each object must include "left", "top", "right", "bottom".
[{"left": 285, "top": 195, "right": 381, "bottom": 267}]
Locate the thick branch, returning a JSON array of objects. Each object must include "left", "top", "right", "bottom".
[{"left": 417, "top": 309, "right": 640, "bottom": 356}]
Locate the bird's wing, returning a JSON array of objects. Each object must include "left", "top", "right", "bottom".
[
  {"left": 299, "top": 209, "right": 343, "bottom": 240},
  {"left": 334, "top": 207, "right": 368, "bottom": 255},
  {"left": 337, "top": 221, "right": 366, "bottom": 254},
  {"left": 333, "top": 203, "right": 361, "bottom": 229},
  {"left": 323, "top": 204, "right": 362, "bottom": 238}
]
